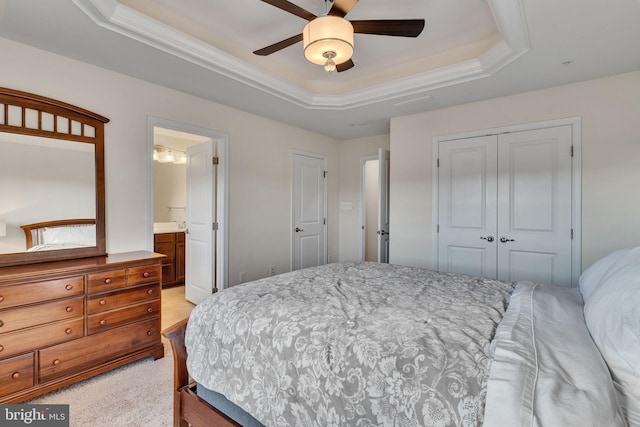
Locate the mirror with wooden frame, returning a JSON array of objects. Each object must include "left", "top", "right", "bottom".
[{"left": 0, "top": 87, "right": 108, "bottom": 267}]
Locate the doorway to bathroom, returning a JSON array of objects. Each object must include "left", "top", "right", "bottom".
[{"left": 147, "top": 117, "right": 228, "bottom": 305}]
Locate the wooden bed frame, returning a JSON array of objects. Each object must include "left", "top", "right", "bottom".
[
  {"left": 20, "top": 218, "right": 96, "bottom": 249},
  {"left": 162, "top": 319, "right": 241, "bottom": 427}
]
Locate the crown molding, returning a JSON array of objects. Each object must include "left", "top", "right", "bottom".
[{"left": 73, "top": 0, "right": 530, "bottom": 111}]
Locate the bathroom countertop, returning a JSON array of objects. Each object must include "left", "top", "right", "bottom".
[{"left": 153, "top": 222, "right": 186, "bottom": 234}]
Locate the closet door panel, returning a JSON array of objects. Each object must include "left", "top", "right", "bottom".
[
  {"left": 497, "top": 126, "right": 573, "bottom": 285},
  {"left": 437, "top": 135, "right": 498, "bottom": 279}
]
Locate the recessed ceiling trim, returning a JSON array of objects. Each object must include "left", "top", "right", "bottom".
[{"left": 73, "top": 0, "right": 530, "bottom": 111}]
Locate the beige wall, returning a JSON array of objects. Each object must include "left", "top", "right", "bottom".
[
  {"left": 390, "top": 70, "right": 640, "bottom": 272},
  {"left": 1, "top": 37, "right": 340, "bottom": 286},
  {"left": 338, "top": 134, "right": 390, "bottom": 261},
  {"left": 153, "top": 162, "right": 186, "bottom": 223},
  {"left": 7, "top": 36, "right": 637, "bottom": 280}
]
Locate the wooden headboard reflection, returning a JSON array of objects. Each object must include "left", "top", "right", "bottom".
[{"left": 21, "top": 219, "right": 96, "bottom": 250}]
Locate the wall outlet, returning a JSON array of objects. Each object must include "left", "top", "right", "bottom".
[
  {"left": 239, "top": 271, "right": 246, "bottom": 283},
  {"left": 270, "top": 266, "right": 276, "bottom": 276}
]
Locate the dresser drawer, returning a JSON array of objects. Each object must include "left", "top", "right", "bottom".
[
  {"left": 87, "top": 284, "right": 160, "bottom": 314},
  {"left": 128, "top": 264, "right": 161, "bottom": 286},
  {"left": 88, "top": 300, "right": 161, "bottom": 334},
  {"left": 87, "top": 269, "right": 127, "bottom": 294},
  {"left": 0, "top": 276, "right": 84, "bottom": 309},
  {"left": 39, "top": 318, "right": 160, "bottom": 382},
  {"left": 0, "top": 353, "right": 34, "bottom": 397},
  {"left": 0, "top": 297, "right": 84, "bottom": 334},
  {"left": 0, "top": 318, "right": 83, "bottom": 360}
]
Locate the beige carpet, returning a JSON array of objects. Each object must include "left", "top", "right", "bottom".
[{"left": 29, "top": 343, "right": 174, "bottom": 427}]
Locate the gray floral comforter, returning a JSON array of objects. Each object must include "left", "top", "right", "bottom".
[{"left": 185, "top": 262, "right": 515, "bottom": 427}]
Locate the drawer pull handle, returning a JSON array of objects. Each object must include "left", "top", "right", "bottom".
[
  {"left": 0, "top": 296, "right": 4, "bottom": 302},
  {"left": 0, "top": 320, "right": 3, "bottom": 327},
  {"left": 147, "top": 330, "right": 152, "bottom": 336},
  {"left": 143, "top": 272, "right": 150, "bottom": 278},
  {"left": 65, "top": 284, "right": 73, "bottom": 290},
  {"left": 53, "top": 359, "right": 61, "bottom": 366},
  {"left": 65, "top": 306, "right": 73, "bottom": 312},
  {"left": 104, "top": 278, "right": 112, "bottom": 284},
  {"left": 99, "top": 320, "right": 107, "bottom": 325},
  {"left": 12, "top": 372, "right": 20, "bottom": 379},
  {"left": 147, "top": 307, "right": 153, "bottom": 313},
  {"left": 0, "top": 345, "right": 4, "bottom": 352},
  {"left": 147, "top": 289, "right": 154, "bottom": 295},
  {"left": 65, "top": 328, "right": 72, "bottom": 334},
  {"left": 99, "top": 299, "right": 107, "bottom": 305}
]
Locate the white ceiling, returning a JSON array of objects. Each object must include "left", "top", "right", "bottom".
[{"left": 1, "top": 0, "right": 639, "bottom": 140}]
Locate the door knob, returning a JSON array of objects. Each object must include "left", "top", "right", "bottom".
[
  {"left": 480, "top": 236, "right": 494, "bottom": 242},
  {"left": 500, "top": 237, "right": 515, "bottom": 243},
  {"left": 377, "top": 230, "right": 389, "bottom": 236},
  {"left": 295, "top": 227, "right": 304, "bottom": 233}
]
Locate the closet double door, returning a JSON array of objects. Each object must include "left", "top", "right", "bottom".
[{"left": 437, "top": 125, "right": 573, "bottom": 286}]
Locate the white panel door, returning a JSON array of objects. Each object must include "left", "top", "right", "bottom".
[
  {"left": 293, "top": 152, "right": 326, "bottom": 270},
  {"left": 438, "top": 136, "right": 498, "bottom": 278},
  {"left": 437, "top": 126, "right": 574, "bottom": 286},
  {"left": 377, "top": 148, "right": 390, "bottom": 263},
  {"left": 185, "top": 140, "right": 215, "bottom": 304},
  {"left": 496, "top": 126, "right": 573, "bottom": 285}
]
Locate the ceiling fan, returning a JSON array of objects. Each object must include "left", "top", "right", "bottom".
[{"left": 253, "top": 0, "right": 425, "bottom": 72}]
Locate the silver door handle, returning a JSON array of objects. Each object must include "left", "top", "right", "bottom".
[
  {"left": 500, "top": 237, "right": 515, "bottom": 243},
  {"left": 377, "top": 230, "right": 389, "bottom": 235},
  {"left": 480, "top": 236, "right": 494, "bottom": 242},
  {"left": 295, "top": 227, "right": 304, "bottom": 233}
]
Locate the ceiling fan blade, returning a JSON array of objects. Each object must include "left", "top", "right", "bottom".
[
  {"left": 328, "top": 0, "right": 359, "bottom": 17},
  {"left": 253, "top": 34, "right": 303, "bottom": 56},
  {"left": 260, "top": 0, "right": 316, "bottom": 21},
  {"left": 336, "top": 59, "right": 355, "bottom": 72},
  {"left": 351, "top": 19, "right": 425, "bottom": 37}
]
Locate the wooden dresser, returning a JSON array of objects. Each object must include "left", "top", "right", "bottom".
[
  {"left": 0, "top": 251, "right": 165, "bottom": 402},
  {"left": 154, "top": 232, "right": 185, "bottom": 287}
]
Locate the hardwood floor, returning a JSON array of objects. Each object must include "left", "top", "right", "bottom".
[{"left": 161, "top": 285, "right": 195, "bottom": 331}]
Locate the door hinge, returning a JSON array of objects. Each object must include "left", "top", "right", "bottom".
[
  {"left": 437, "top": 224, "right": 440, "bottom": 233},
  {"left": 213, "top": 222, "right": 219, "bottom": 231},
  {"left": 437, "top": 158, "right": 440, "bottom": 168},
  {"left": 324, "top": 218, "right": 326, "bottom": 225},
  {"left": 212, "top": 156, "right": 219, "bottom": 165},
  {"left": 571, "top": 228, "right": 573, "bottom": 239},
  {"left": 323, "top": 171, "right": 328, "bottom": 178},
  {"left": 570, "top": 146, "right": 574, "bottom": 157}
]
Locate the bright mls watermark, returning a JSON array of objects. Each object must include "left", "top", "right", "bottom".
[{"left": 0, "top": 405, "right": 69, "bottom": 426}]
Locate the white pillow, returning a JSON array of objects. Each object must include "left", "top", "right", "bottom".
[
  {"left": 584, "top": 254, "right": 640, "bottom": 426},
  {"left": 579, "top": 247, "right": 631, "bottom": 302},
  {"left": 42, "top": 225, "right": 95, "bottom": 246}
]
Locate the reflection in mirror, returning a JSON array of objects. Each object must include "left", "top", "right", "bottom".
[
  {"left": 0, "top": 86, "right": 108, "bottom": 267},
  {"left": 0, "top": 133, "right": 96, "bottom": 254}
]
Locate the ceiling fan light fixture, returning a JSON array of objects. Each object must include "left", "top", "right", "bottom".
[
  {"left": 323, "top": 51, "right": 337, "bottom": 72},
  {"left": 303, "top": 16, "right": 353, "bottom": 67}
]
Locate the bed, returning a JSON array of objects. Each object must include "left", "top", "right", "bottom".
[
  {"left": 164, "top": 248, "right": 640, "bottom": 427},
  {"left": 21, "top": 218, "right": 96, "bottom": 251}
]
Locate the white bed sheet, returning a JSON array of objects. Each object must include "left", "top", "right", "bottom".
[{"left": 484, "top": 281, "right": 624, "bottom": 427}]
